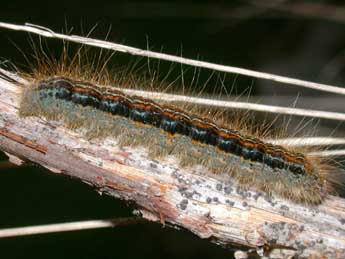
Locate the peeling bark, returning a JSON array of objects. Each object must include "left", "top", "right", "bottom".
[{"left": 0, "top": 70, "right": 345, "bottom": 259}]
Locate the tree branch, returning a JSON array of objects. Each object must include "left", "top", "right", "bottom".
[{"left": 1, "top": 72, "right": 345, "bottom": 259}]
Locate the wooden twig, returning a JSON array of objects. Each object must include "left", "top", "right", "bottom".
[
  {"left": 0, "top": 22, "right": 345, "bottom": 95},
  {"left": 119, "top": 88, "right": 345, "bottom": 121},
  {"left": 2, "top": 67, "right": 345, "bottom": 123},
  {"left": 1, "top": 72, "right": 345, "bottom": 259},
  {"left": 309, "top": 149, "right": 345, "bottom": 157},
  {"left": 0, "top": 218, "right": 144, "bottom": 238},
  {"left": 269, "top": 137, "right": 345, "bottom": 147}
]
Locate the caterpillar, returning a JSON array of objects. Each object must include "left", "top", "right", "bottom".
[{"left": 19, "top": 74, "right": 335, "bottom": 205}]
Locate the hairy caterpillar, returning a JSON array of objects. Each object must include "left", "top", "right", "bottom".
[
  {"left": 18, "top": 69, "right": 337, "bottom": 204},
  {"left": 0, "top": 24, "right": 337, "bottom": 205}
]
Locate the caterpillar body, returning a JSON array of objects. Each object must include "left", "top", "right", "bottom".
[{"left": 19, "top": 75, "right": 333, "bottom": 204}]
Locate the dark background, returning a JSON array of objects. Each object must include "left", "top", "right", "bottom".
[{"left": 0, "top": 1, "right": 345, "bottom": 259}]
